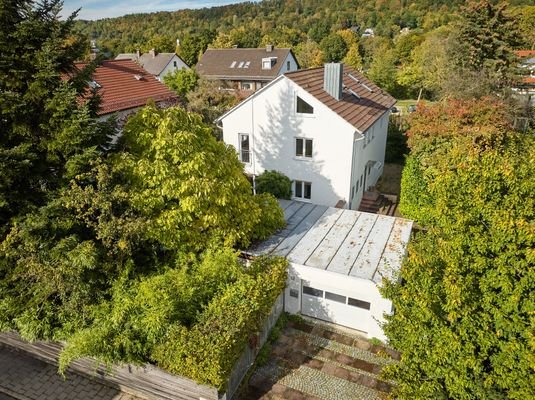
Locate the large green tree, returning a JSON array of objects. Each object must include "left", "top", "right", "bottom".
[
  {"left": 385, "top": 99, "right": 535, "bottom": 399},
  {"left": 0, "top": 0, "right": 111, "bottom": 230},
  {"left": 0, "top": 104, "right": 285, "bottom": 340},
  {"left": 457, "top": 0, "right": 521, "bottom": 88}
]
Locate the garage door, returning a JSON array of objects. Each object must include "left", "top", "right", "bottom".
[{"left": 301, "top": 283, "right": 371, "bottom": 333}]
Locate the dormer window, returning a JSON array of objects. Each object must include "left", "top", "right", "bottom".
[
  {"left": 296, "top": 96, "right": 314, "bottom": 114},
  {"left": 262, "top": 58, "right": 272, "bottom": 70}
]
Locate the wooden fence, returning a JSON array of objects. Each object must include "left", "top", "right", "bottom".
[{"left": 0, "top": 292, "right": 285, "bottom": 400}]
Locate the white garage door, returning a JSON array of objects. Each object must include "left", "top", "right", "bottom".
[{"left": 301, "top": 283, "right": 371, "bottom": 333}]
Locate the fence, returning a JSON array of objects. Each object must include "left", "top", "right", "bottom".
[
  {"left": 0, "top": 292, "right": 285, "bottom": 400},
  {"left": 221, "top": 292, "right": 284, "bottom": 399}
]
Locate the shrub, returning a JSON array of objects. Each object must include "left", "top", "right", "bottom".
[{"left": 255, "top": 170, "right": 292, "bottom": 199}]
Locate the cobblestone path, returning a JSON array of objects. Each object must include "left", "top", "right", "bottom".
[
  {"left": 239, "top": 318, "right": 398, "bottom": 400},
  {"left": 0, "top": 345, "right": 142, "bottom": 400}
]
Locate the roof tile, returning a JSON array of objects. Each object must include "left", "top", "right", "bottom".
[
  {"left": 285, "top": 65, "right": 396, "bottom": 132},
  {"left": 76, "top": 60, "right": 178, "bottom": 115}
]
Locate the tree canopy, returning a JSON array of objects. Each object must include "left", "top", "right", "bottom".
[{"left": 384, "top": 98, "right": 535, "bottom": 399}]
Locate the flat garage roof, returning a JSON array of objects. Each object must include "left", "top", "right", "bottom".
[{"left": 246, "top": 200, "right": 413, "bottom": 284}]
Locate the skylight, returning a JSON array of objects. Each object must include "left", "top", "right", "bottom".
[
  {"left": 238, "top": 61, "right": 245, "bottom": 68},
  {"left": 230, "top": 61, "right": 237, "bottom": 68},
  {"left": 244, "top": 61, "right": 250, "bottom": 68}
]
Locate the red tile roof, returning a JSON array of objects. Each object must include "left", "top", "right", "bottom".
[
  {"left": 285, "top": 66, "right": 396, "bottom": 133},
  {"left": 76, "top": 60, "right": 177, "bottom": 115},
  {"left": 515, "top": 50, "right": 535, "bottom": 58}
]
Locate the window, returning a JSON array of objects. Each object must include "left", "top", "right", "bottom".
[
  {"left": 325, "top": 291, "right": 346, "bottom": 304},
  {"left": 287, "top": 60, "right": 291, "bottom": 70},
  {"left": 360, "top": 174, "right": 363, "bottom": 188},
  {"left": 303, "top": 286, "right": 323, "bottom": 297},
  {"left": 239, "top": 134, "right": 250, "bottom": 163},
  {"left": 241, "top": 82, "right": 252, "bottom": 90},
  {"left": 262, "top": 58, "right": 272, "bottom": 69},
  {"left": 173, "top": 61, "right": 177, "bottom": 67},
  {"left": 295, "top": 138, "right": 313, "bottom": 158},
  {"left": 348, "top": 297, "right": 371, "bottom": 310},
  {"left": 294, "top": 181, "right": 311, "bottom": 200},
  {"left": 290, "top": 289, "right": 299, "bottom": 298},
  {"left": 296, "top": 96, "right": 314, "bottom": 114}
]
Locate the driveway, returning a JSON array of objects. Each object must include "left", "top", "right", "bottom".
[
  {"left": 0, "top": 345, "right": 142, "bottom": 400},
  {"left": 240, "top": 317, "right": 398, "bottom": 400}
]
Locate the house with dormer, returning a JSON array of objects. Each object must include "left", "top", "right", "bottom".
[
  {"left": 196, "top": 45, "right": 298, "bottom": 92},
  {"left": 216, "top": 63, "right": 396, "bottom": 210},
  {"left": 75, "top": 59, "right": 178, "bottom": 121}
]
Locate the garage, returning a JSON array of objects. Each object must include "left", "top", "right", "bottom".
[
  {"left": 246, "top": 200, "right": 413, "bottom": 340},
  {"left": 301, "top": 282, "right": 371, "bottom": 333}
]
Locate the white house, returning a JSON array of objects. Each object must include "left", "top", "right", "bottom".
[
  {"left": 116, "top": 49, "right": 189, "bottom": 81},
  {"left": 217, "top": 63, "right": 396, "bottom": 209},
  {"left": 196, "top": 45, "right": 299, "bottom": 92},
  {"left": 246, "top": 200, "right": 413, "bottom": 341}
]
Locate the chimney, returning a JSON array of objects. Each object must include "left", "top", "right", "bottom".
[
  {"left": 266, "top": 44, "right": 273, "bottom": 52},
  {"left": 149, "top": 48, "right": 156, "bottom": 58},
  {"left": 324, "top": 63, "right": 343, "bottom": 101}
]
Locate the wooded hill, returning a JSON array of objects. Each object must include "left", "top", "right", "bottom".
[{"left": 75, "top": 0, "right": 534, "bottom": 58}]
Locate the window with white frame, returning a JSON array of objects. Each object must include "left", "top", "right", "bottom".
[
  {"left": 239, "top": 134, "right": 250, "bottom": 163},
  {"left": 294, "top": 180, "right": 311, "bottom": 200},
  {"left": 295, "top": 137, "right": 313, "bottom": 158},
  {"left": 287, "top": 60, "right": 291, "bottom": 70},
  {"left": 296, "top": 96, "right": 314, "bottom": 114}
]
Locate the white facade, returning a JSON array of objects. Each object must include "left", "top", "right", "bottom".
[
  {"left": 155, "top": 54, "right": 189, "bottom": 81},
  {"left": 219, "top": 75, "right": 390, "bottom": 209},
  {"left": 284, "top": 264, "right": 392, "bottom": 340}
]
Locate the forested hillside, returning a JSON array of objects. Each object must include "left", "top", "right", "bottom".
[{"left": 76, "top": 0, "right": 534, "bottom": 58}]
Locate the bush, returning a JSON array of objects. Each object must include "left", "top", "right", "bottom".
[
  {"left": 255, "top": 170, "right": 292, "bottom": 200},
  {"left": 59, "top": 252, "right": 288, "bottom": 392}
]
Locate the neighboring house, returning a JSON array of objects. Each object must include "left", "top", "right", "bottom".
[
  {"left": 115, "top": 49, "right": 189, "bottom": 81},
  {"left": 246, "top": 199, "right": 413, "bottom": 341},
  {"left": 196, "top": 45, "right": 299, "bottom": 92},
  {"left": 76, "top": 59, "right": 178, "bottom": 120},
  {"left": 514, "top": 50, "right": 535, "bottom": 106},
  {"left": 217, "top": 63, "right": 396, "bottom": 210}
]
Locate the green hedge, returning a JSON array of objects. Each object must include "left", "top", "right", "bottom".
[
  {"left": 153, "top": 255, "right": 287, "bottom": 390},
  {"left": 59, "top": 251, "right": 288, "bottom": 391}
]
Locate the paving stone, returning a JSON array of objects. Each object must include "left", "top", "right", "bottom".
[{"left": 0, "top": 346, "right": 144, "bottom": 400}]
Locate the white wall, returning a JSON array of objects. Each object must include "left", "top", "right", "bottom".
[
  {"left": 156, "top": 55, "right": 189, "bottom": 81},
  {"left": 349, "top": 111, "right": 390, "bottom": 210},
  {"left": 221, "top": 77, "right": 356, "bottom": 207},
  {"left": 278, "top": 52, "right": 299, "bottom": 75},
  {"left": 284, "top": 263, "right": 392, "bottom": 341}
]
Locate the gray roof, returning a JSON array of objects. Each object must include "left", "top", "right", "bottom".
[
  {"left": 138, "top": 53, "right": 176, "bottom": 75},
  {"left": 115, "top": 52, "right": 184, "bottom": 76},
  {"left": 246, "top": 200, "right": 413, "bottom": 284},
  {"left": 196, "top": 47, "right": 295, "bottom": 81}
]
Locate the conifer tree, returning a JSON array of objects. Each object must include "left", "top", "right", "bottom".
[{"left": 0, "top": 0, "right": 110, "bottom": 229}]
